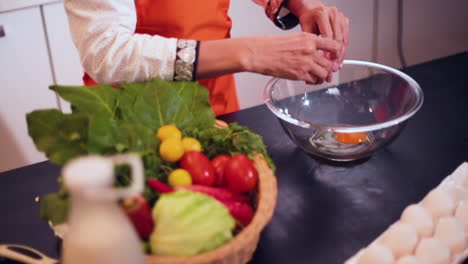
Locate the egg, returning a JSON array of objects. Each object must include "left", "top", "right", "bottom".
[
  {"left": 396, "top": 255, "right": 424, "bottom": 264},
  {"left": 434, "top": 217, "right": 466, "bottom": 255},
  {"left": 422, "top": 189, "right": 456, "bottom": 220},
  {"left": 380, "top": 222, "right": 419, "bottom": 258},
  {"left": 357, "top": 243, "right": 395, "bottom": 264},
  {"left": 455, "top": 202, "right": 468, "bottom": 233},
  {"left": 415, "top": 238, "right": 451, "bottom": 264},
  {"left": 401, "top": 204, "right": 434, "bottom": 237}
]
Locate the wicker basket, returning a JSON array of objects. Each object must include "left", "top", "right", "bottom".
[
  {"left": 48, "top": 120, "right": 277, "bottom": 264},
  {"left": 146, "top": 121, "right": 278, "bottom": 264}
]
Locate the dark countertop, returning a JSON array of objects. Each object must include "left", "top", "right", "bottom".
[{"left": 1, "top": 52, "right": 467, "bottom": 263}]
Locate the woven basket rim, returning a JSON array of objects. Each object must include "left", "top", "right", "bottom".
[{"left": 146, "top": 153, "right": 278, "bottom": 264}]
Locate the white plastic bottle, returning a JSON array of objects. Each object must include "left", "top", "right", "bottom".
[{"left": 61, "top": 154, "right": 146, "bottom": 264}]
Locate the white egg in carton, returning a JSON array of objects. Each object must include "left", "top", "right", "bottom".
[{"left": 345, "top": 162, "right": 468, "bottom": 264}]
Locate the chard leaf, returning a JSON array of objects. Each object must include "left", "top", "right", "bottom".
[
  {"left": 40, "top": 192, "right": 69, "bottom": 225},
  {"left": 172, "top": 81, "right": 215, "bottom": 129},
  {"left": 26, "top": 110, "right": 89, "bottom": 165},
  {"left": 50, "top": 84, "right": 118, "bottom": 117},
  {"left": 118, "top": 123, "right": 159, "bottom": 153},
  {"left": 120, "top": 79, "right": 214, "bottom": 131},
  {"left": 119, "top": 81, "right": 184, "bottom": 130},
  {"left": 87, "top": 114, "right": 121, "bottom": 153}
]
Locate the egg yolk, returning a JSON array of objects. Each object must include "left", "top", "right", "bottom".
[{"left": 335, "top": 132, "right": 367, "bottom": 144}]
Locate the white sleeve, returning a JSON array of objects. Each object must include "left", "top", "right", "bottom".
[{"left": 64, "top": 0, "right": 178, "bottom": 84}]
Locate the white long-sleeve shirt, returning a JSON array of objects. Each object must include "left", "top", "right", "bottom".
[{"left": 64, "top": 0, "right": 275, "bottom": 84}]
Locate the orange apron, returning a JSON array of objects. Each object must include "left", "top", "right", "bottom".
[{"left": 84, "top": 0, "right": 240, "bottom": 116}]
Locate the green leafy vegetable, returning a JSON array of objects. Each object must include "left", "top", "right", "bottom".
[
  {"left": 27, "top": 78, "right": 275, "bottom": 226},
  {"left": 150, "top": 190, "right": 235, "bottom": 256},
  {"left": 28, "top": 79, "right": 215, "bottom": 165},
  {"left": 118, "top": 80, "right": 215, "bottom": 131},
  {"left": 50, "top": 84, "right": 118, "bottom": 117},
  {"left": 186, "top": 123, "right": 276, "bottom": 171},
  {"left": 27, "top": 110, "right": 89, "bottom": 165},
  {"left": 28, "top": 79, "right": 216, "bottom": 223},
  {"left": 40, "top": 192, "right": 69, "bottom": 225}
]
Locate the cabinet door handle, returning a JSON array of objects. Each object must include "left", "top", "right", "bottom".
[{"left": 0, "top": 25, "right": 5, "bottom": 38}]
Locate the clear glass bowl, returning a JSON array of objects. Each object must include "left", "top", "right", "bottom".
[{"left": 264, "top": 60, "right": 424, "bottom": 161}]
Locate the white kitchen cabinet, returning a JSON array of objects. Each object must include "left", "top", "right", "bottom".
[
  {"left": 0, "top": 7, "right": 59, "bottom": 172},
  {"left": 42, "top": 2, "right": 83, "bottom": 113},
  {"left": 42, "top": 2, "right": 82, "bottom": 86}
]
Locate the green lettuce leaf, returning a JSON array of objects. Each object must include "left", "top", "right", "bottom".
[{"left": 150, "top": 190, "right": 235, "bottom": 256}]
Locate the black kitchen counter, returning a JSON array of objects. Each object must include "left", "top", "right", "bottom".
[{"left": 1, "top": 52, "right": 467, "bottom": 264}]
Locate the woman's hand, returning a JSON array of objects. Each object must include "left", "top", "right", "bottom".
[
  {"left": 243, "top": 32, "right": 341, "bottom": 84},
  {"left": 198, "top": 32, "right": 341, "bottom": 84},
  {"left": 287, "top": 0, "right": 349, "bottom": 71}
]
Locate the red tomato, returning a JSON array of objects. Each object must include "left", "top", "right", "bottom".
[
  {"left": 180, "top": 151, "right": 216, "bottom": 186},
  {"left": 224, "top": 154, "right": 258, "bottom": 193},
  {"left": 211, "top": 154, "right": 231, "bottom": 187}
]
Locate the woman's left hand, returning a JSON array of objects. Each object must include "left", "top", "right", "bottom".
[{"left": 287, "top": 0, "right": 349, "bottom": 72}]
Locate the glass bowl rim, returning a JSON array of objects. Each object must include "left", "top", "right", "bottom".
[{"left": 263, "top": 60, "right": 424, "bottom": 133}]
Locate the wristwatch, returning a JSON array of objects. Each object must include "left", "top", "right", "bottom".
[{"left": 272, "top": 0, "right": 299, "bottom": 30}]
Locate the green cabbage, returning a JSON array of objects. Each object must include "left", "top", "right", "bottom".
[{"left": 150, "top": 190, "right": 235, "bottom": 256}]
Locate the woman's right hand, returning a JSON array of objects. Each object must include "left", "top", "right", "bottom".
[{"left": 242, "top": 32, "right": 341, "bottom": 84}]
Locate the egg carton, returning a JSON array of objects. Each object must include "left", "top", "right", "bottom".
[{"left": 345, "top": 162, "right": 468, "bottom": 264}]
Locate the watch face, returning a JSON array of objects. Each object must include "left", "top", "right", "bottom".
[{"left": 274, "top": 11, "right": 299, "bottom": 30}]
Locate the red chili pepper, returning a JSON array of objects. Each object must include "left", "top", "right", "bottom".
[
  {"left": 175, "top": 185, "right": 250, "bottom": 204},
  {"left": 222, "top": 201, "right": 254, "bottom": 227},
  {"left": 147, "top": 178, "right": 173, "bottom": 193},
  {"left": 121, "top": 194, "right": 154, "bottom": 239},
  {"left": 176, "top": 185, "right": 253, "bottom": 227}
]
